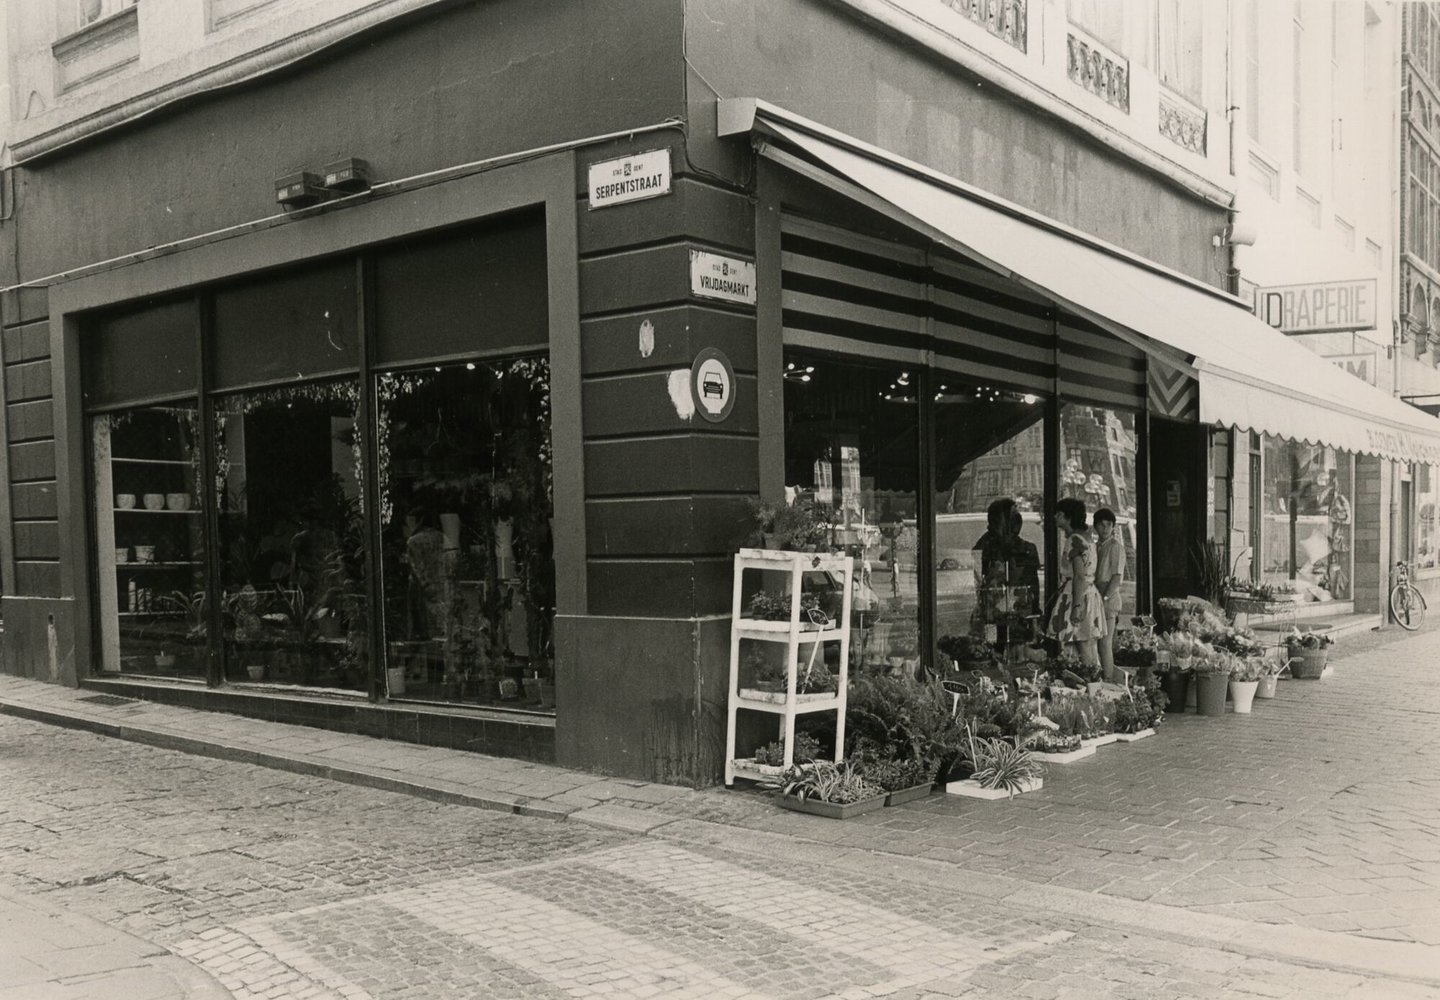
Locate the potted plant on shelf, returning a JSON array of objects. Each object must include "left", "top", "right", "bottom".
[
  {"left": 776, "top": 760, "right": 887, "bottom": 819},
  {"left": 1228, "top": 656, "right": 1265, "bottom": 714},
  {"left": 1285, "top": 628, "right": 1334, "bottom": 679},
  {"left": 755, "top": 732, "right": 822, "bottom": 772},
  {"left": 745, "top": 497, "right": 782, "bottom": 549}
]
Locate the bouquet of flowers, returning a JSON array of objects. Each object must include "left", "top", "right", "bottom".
[
  {"left": 1285, "top": 627, "right": 1334, "bottom": 651},
  {"left": 1112, "top": 628, "right": 1157, "bottom": 667}
]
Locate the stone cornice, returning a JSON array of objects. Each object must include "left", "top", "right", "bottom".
[{"left": 11, "top": 0, "right": 453, "bottom": 165}]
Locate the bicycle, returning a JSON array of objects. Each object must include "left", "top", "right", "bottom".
[{"left": 1390, "top": 560, "right": 1428, "bottom": 631}]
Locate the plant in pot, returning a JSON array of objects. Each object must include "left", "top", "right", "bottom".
[
  {"left": 1112, "top": 628, "right": 1157, "bottom": 670},
  {"left": 776, "top": 760, "right": 887, "bottom": 819},
  {"left": 1192, "top": 652, "right": 1235, "bottom": 717},
  {"left": 947, "top": 725, "right": 1045, "bottom": 799},
  {"left": 755, "top": 732, "right": 822, "bottom": 768},
  {"left": 1285, "top": 628, "right": 1334, "bottom": 679},
  {"left": 771, "top": 498, "right": 832, "bottom": 552},
  {"left": 852, "top": 754, "right": 937, "bottom": 806},
  {"left": 1228, "top": 656, "right": 1265, "bottom": 714},
  {"left": 745, "top": 497, "right": 782, "bottom": 549}
]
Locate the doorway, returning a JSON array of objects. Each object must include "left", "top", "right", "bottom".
[{"left": 1148, "top": 418, "right": 1206, "bottom": 602}]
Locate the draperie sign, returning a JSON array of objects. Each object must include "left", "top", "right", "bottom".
[
  {"left": 690, "top": 250, "right": 757, "bottom": 305},
  {"left": 1254, "top": 279, "right": 1378, "bottom": 334},
  {"left": 587, "top": 149, "right": 672, "bottom": 209}
]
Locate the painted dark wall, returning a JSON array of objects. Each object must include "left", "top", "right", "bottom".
[
  {"left": 681, "top": 0, "right": 1226, "bottom": 282},
  {"left": 12, "top": 0, "right": 685, "bottom": 282}
]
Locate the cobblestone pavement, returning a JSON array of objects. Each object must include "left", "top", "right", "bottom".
[
  {"left": 5, "top": 712, "right": 1438, "bottom": 999},
  {"left": 658, "top": 623, "right": 1440, "bottom": 947}
]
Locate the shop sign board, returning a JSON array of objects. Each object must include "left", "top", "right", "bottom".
[
  {"left": 1328, "top": 351, "right": 1377, "bottom": 385},
  {"left": 691, "top": 347, "right": 736, "bottom": 423},
  {"left": 1254, "top": 278, "right": 1378, "bottom": 334},
  {"left": 690, "top": 250, "right": 756, "bottom": 306},
  {"left": 587, "top": 149, "right": 672, "bottom": 209}
]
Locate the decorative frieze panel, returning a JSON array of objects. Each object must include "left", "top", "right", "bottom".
[
  {"left": 1067, "top": 32, "right": 1128, "bottom": 113},
  {"left": 940, "top": 0, "right": 1027, "bottom": 53},
  {"left": 52, "top": 4, "right": 139, "bottom": 93},
  {"left": 1158, "top": 91, "right": 1206, "bottom": 155}
]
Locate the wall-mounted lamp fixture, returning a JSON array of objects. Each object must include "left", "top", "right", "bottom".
[
  {"left": 1212, "top": 220, "right": 1258, "bottom": 248},
  {"left": 275, "top": 171, "right": 324, "bottom": 209},
  {"left": 321, "top": 157, "right": 371, "bottom": 193}
]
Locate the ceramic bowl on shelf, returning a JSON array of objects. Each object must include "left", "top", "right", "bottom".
[
  {"left": 114, "top": 547, "right": 129, "bottom": 564},
  {"left": 165, "top": 493, "right": 191, "bottom": 511},
  {"left": 142, "top": 494, "right": 166, "bottom": 511},
  {"left": 133, "top": 545, "right": 156, "bottom": 564},
  {"left": 116, "top": 494, "right": 136, "bottom": 510}
]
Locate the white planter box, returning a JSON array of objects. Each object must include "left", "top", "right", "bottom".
[
  {"left": 1114, "top": 728, "right": 1155, "bottom": 742},
  {"left": 946, "top": 776, "right": 1043, "bottom": 799},
  {"left": 1033, "top": 744, "right": 1097, "bottom": 764}
]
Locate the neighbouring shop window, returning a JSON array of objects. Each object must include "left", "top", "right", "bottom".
[
  {"left": 1260, "top": 437, "right": 1354, "bottom": 601},
  {"left": 213, "top": 379, "right": 368, "bottom": 689},
  {"left": 933, "top": 382, "right": 1047, "bottom": 659},
  {"left": 377, "top": 358, "right": 553, "bottom": 709},
  {"left": 1417, "top": 464, "right": 1439, "bottom": 570},
  {"left": 1059, "top": 404, "right": 1139, "bottom": 614},
  {"left": 783, "top": 353, "right": 920, "bottom": 673},
  {"left": 91, "top": 404, "right": 206, "bottom": 678}
]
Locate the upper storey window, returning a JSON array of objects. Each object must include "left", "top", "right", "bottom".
[{"left": 78, "top": 0, "right": 135, "bottom": 27}]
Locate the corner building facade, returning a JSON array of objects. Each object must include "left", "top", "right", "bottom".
[{"left": 2, "top": 0, "right": 1437, "bottom": 785}]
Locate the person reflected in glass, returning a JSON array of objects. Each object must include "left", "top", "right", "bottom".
[
  {"left": 1092, "top": 507, "right": 1125, "bottom": 681},
  {"left": 404, "top": 506, "right": 454, "bottom": 641},
  {"left": 1049, "top": 497, "right": 1104, "bottom": 668},
  {"left": 1008, "top": 506, "right": 1041, "bottom": 617}
]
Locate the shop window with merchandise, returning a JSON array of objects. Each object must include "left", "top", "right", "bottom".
[
  {"left": 1259, "top": 436, "right": 1354, "bottom": 602},
  {"left": 1415, "top": 464, "right": 1440, "bottom": 573}
]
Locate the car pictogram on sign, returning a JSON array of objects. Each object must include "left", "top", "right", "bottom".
[{"left": 702, "top": 376, "right": 725, "bottom": 398}]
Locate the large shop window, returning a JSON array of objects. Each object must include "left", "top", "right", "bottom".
[
  {"left": 1418, "top": 465, "right": 1440, "bottom": 571},
  {"left": 783, "top": 353, "right": 920, "bottom": 671},
  {"left": 934, "top": 383, "right": 1047, "bottom": 651},
  {"left": 1260, "top": 437, "right": 1354, "bottom": 602},
  {"left": 91, "top": 404, "right": 206, "bottom": 678},
  {"left": 376, "top": 358, "right": 554, "bottom": 708},
  {"left": 1059, "top": 404, "right": 1139, "bottom": 615},
  {"left": 213, "top": 380, "right": 368, "bottom": 688}
]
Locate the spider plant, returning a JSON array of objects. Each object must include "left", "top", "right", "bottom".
[
  {"left": 779, "top": 760, "right": 883, "bottom": 804},
  {"left": 963, "top": 725, "right": 1044, "bottom": 796}
]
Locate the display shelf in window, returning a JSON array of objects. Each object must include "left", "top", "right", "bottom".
[
  {"left": 92, "top": 407, "right": 207, "bottom": 679},
  {"left": 724, "top": 547, "right": 853, "bottom": 787}
]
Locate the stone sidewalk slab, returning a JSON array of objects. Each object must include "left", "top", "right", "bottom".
[{"left": 0, "top": 884, "right": 230, "bottom": 1000}]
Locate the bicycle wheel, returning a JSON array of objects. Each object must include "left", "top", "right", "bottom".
[{"left": 1391, "top": 584, "right": 1424, "bottom": 631}]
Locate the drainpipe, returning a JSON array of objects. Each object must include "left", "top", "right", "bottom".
[{"left": 1389, "top": 9, "right": 1405, "bottom": 624}]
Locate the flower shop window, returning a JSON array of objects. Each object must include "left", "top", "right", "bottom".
[
  {"left": 91, "top": 404, "right": 207, "bottom": 678},
  {"left": 782, "top": 351, "right": 920, "bottom": 672},
  {"left": 933, "top": 382, "right": 1047, "bottom": 655},
  {"left": 1059, "top": 403, "right": 1139, "bottom": 614},
  {"left": 1259, "top": 437, "right": 1354, "bottom": 602},
  {"left": 376, "top": 358, "right": 553, "bottom": 708},
  {"left": 1416, "top": 464, "right": 1440, "bottom": 572},
  {"left": 212, "top": 379, "right": 368, "bottom": 688}
]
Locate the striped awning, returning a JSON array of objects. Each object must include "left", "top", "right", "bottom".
[{"left": 725, "top": 100, "right": 1440, "bottom": 465}]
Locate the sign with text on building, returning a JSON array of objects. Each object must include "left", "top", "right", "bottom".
[
  {"left": 1328, "top": 351, "right": 1378, "bottom": 386},
  {"left": 1254, "top": 278, "right": 1378, "bottom": 334},
  {"left": 690, "top": 250, "right": 757, "bottom": 305},
  {"left": 586, "top": 148, "right": 672, "bottom": 209}
]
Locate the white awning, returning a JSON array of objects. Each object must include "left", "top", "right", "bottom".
[{"left": 724, "top": 100, "right": 1440, "bottom": 465}]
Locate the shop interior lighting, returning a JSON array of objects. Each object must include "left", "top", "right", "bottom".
[{"left": 784, "top": 361, "right": 814, "bottom": 383}]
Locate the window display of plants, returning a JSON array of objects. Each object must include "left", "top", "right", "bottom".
[{"left": 375, "top": 358, "right": 554, "bottom": 707}]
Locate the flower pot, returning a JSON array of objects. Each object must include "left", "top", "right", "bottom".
[
  {"left": 763, "top": 532, "right": 783, "bottom": 550},
  {"left": 142, "top": 493, "right": 166, "bottom": 511},
  {"left": 1256, "top": 675, "right": 1279, "bottom": 699},
  {"left": 1161, "top": 669, "right": 1191, "bottom": 713},
  {"left": 777, "top": 791, "right": 887, "bottom": 819},
  {"left": 883, "top": 783, "right": 934, "bottom": 807},
  {"left": 1194, "top": 673, "right": 1229, "bottom": 716},
  {"left": 153, "top": 652, "right": 176, "bottom": 670},
  {"left": 945, "top": 776, "right": 1043, "bottom": 799},
  {"left": 1291, "top": 648, "right": 1328, "bottom": 679},
  {"left": 164, "top": 492, "right": 191, "bottom": 511},
  {"left": 245, "top": 664, "right": 265, "bottom": 681},
  {"left": 386, "top": 666, "right": 406, "bottom": 696},
  {"left": 522, "top": 676, "right": 542, "bottom": 704},
  {"left": 538, "top": 681, "right": 556, "bottom": 709},
  {"left": 1229, "top": 679, "right": 1259, "bottom": 714}
]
